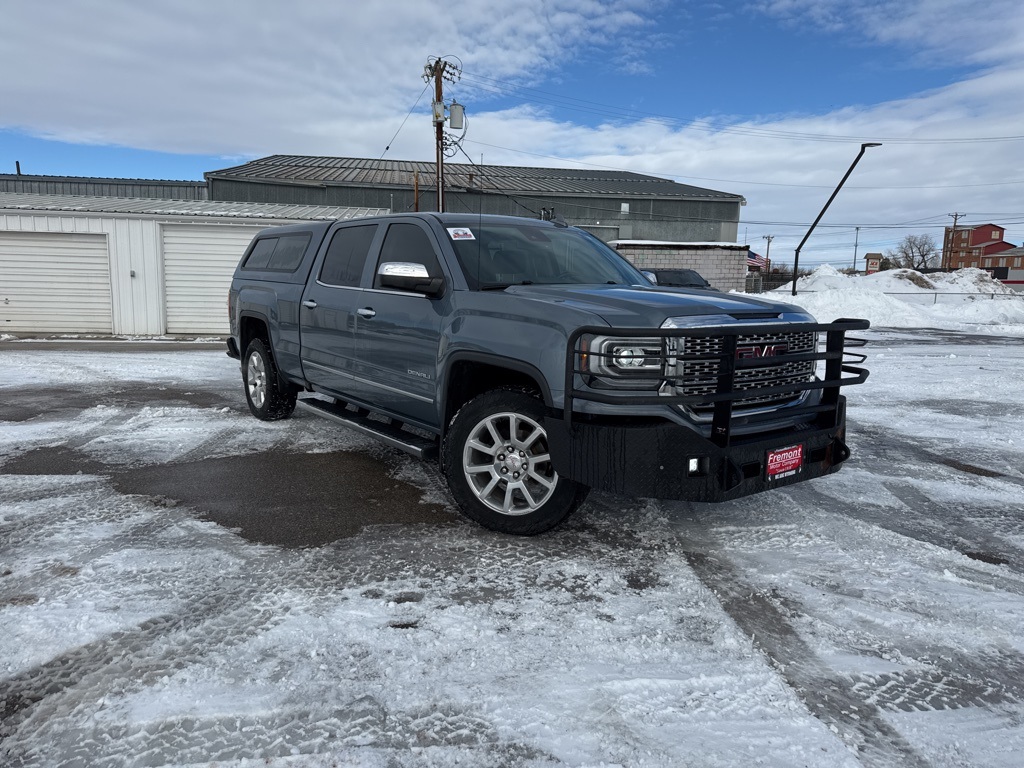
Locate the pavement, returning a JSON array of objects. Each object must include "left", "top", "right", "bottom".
[{"left": 0, "top": 338, "right": 456, "bottom": 546}]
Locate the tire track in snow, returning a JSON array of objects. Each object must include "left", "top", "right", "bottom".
[
  {"left": 801, "top": 480, "right": 1024, "bottom": 581},
  {"left": 0, "top": 579, "right": 292, "bottom": 766},
  {"left": 682, "top": 550, "right": 931, "bottom": 768},
  {"left": 671, "top": 473, "right": 1024, "bottom": 767},
  {"left": 853, "top": 422, "right": 1024, "bottom": 490}
]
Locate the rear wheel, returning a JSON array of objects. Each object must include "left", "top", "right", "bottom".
[
  {"left": 442, "top": 389, "right": 587, "bottom": 535},
  {"left": 243, "top": 338, "right": 296, "bottom": 420}
]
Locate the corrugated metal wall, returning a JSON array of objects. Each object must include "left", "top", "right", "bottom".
[
  {"left": 1, "top": 212, "right": 166, "bottom": 334},
  {"left": 207, "top": 179, "right": 740, "bottom": 242},
  {"left": 0, "top": 175, "right": 209, "bottom": 200},
  {"left": 1, "top": 212, "right": 252, "bottom": 335}
]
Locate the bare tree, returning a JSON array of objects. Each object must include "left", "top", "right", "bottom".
[{"left": 885, "top": 234, "right": 939, "bottom": 270}]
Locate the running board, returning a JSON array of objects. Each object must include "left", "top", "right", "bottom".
[{"left": 295, "top": 397, "right": 439, "bottom": 461}]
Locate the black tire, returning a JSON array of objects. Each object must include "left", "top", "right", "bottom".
[
  {"left": 242, "top": 338, "right": 296, "bottom": 421},
  {"left": 442, "top": 389, "right": 588, "bottom": 535}
]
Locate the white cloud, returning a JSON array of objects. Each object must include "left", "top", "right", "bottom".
[
  {"left": 2, "top": 0, "right": 1023, "bottom": 263},
  {"left": 752, "top": 0, "right": 1024, "bottom": 66},
  {"left": 1, "top": 0, "right": 654, "bottom": 155}
]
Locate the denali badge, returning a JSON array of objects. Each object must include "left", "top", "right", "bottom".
[{"left": 736, "top": 343, "right": 789, "bottom": 359}]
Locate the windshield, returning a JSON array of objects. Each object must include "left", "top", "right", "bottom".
[
  {"left": 446, "top": 221, "right": 646, "bottom": 289},
  {"left": 655, "top": 269, "right": 708, "bottom": 287}
]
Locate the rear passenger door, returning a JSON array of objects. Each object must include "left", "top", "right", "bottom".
[
  {"left": 348, "top": 221, "right": 448, "bottom": 427},
  {"left": 299, "top": 222, "right": 380, "bottom": 397}
]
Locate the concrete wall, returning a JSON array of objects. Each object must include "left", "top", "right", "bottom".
[{"left": 613, "top": 242, "right": 749, "bottom": 294}]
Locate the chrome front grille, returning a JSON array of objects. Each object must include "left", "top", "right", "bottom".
[{"left": 672, "top": 331, "right": 817, "bottom": 410}]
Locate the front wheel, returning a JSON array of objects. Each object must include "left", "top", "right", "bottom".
[
  {"left": 442, "top": 389, "right": 588, "bottom": 535},
  {"left": 242, "top": 338, "right": 296, "bottom": 420}
]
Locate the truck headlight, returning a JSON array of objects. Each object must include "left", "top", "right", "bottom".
[{"left": 585, "top": 336, "right": 663, "bottom": 381}]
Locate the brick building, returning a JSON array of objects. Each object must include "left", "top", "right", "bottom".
[{"left": 942, "top": 223, "right": 1016, "bottom": 269}]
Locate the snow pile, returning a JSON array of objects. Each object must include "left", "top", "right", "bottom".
[{"left": 772, "top": 266, "right": 1024, "bottom": 333}]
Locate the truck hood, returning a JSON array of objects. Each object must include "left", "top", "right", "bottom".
[{"left": 501, "top": 284, "right": 815, "bottom": 327}]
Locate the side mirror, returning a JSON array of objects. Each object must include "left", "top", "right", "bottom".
[
  {"left": 642, "top": 270, "right": 658, "bottom": 284},
  {"left": 377, "top": 262, "right": 444, "bottom": 297}
]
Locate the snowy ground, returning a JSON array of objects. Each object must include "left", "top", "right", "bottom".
[{"left": 2, "top": 270, "right": 1024, "bottom": 767}]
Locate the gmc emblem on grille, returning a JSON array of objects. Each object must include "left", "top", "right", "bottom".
[{"left": 736, "top": 343, "right": 789, "bottom": 359}]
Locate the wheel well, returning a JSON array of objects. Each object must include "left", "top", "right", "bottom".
[
  {"left": 239, "top": 316, "right": 302, "bottom": 395},
  {"left": 444, "top": 360, "right": 547, "bottom": 428},
  {"left": 239, "top": 316, "right": 270, "bottom": 359}
]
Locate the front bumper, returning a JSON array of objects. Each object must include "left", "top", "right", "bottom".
[
  {"left": 547, "top": 317, "right": 869, "bottom": 501},
  {"left": 545, "top": 398, "right": 849, "bottom": 501}
]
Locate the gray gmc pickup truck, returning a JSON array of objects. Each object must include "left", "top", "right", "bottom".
[{"left": 227, "top": 212, "right": 868, "bottom": 535}]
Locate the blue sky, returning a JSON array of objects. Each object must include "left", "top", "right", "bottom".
[{"left": 3, "top": 0, "right": 1023, "bottom": 267}]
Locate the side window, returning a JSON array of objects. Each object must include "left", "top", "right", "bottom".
[
  {"left": 267, "top": 234, "right": 310, "bottom": 271},
  {"left": 374, "top": 223, "right": 442, "bottom": 289},
  {"left": 243, "top": 238, "right": 277, "bottom": 269},
  {"left": 319, "top": 224, "right": 378, "bottom": 287},
  {"left": 242, "top": 234, "right": 312, "bottom": 272}
]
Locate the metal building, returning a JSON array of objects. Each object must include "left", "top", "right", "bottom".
[
  {"left": 0, "top": 173, "right": 209, "bottom": 200},
  {"left": 0, "top": 193, "right": 384, "bottom": 336},
  {"left": 205, "top": 155, "right": 745, "bottom": 243}
]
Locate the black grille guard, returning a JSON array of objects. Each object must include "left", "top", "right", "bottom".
[{"left": 564, "top": 317, "right": 870, "bottom": 448}]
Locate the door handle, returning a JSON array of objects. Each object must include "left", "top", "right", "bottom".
[
  {"left": 357, "top": 307, "right": 376, "bottom": 319},
  {"left": 302, "top": 299, "right": 318, "bottom": 309}
]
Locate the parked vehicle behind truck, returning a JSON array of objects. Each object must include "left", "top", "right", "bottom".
[{"left": 227, "top": 212, "right": 868, "bottom": 535}]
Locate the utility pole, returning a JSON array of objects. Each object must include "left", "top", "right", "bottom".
[
  {"left": 852, "top": 226, "right": 860, "bottom": 272},
  {"left": 429, "top": 59, "right": 447, "bottom": 212},
  {"left": 762, "top": 234, "right": 773, "bottom": 271},
  {"left": 424, "top": 57, "right": 462, "bottom": 213},
  {"left": 945, "top": 212, "right": 964, "bottom": 268}
]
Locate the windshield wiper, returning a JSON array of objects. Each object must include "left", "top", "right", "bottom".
[{"left": 479, "top": 281, "right": 533, "bottom": 290}]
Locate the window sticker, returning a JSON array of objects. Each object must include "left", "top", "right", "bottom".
[{"left": 447, "top": 227, "right": 476, "bottom": 241}]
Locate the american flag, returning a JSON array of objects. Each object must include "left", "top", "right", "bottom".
[{"left": 747, "top": 252, "right": 768, "bottom": 269}]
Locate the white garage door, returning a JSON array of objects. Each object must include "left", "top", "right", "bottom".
[
  {"left": 0, "top": 231, "right": 112, "bottom": 333},
  {"left": 162, "top": 224, "right": 262, "bottom": 335}
]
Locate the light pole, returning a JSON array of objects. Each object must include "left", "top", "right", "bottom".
[{"left": 792, "top": 142, "right": 881, "bottom": 295}]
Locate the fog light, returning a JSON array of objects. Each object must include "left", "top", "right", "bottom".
[{"left": 688, "top": 458, "right": 700, "bottom": 473}]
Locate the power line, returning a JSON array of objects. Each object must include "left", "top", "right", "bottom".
[{"left": 380, "top": 84, "right": 430, "bottom": 160}]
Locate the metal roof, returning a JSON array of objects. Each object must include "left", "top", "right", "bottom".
[
  {"left": 0, "top": 192, "right": 387, "bottom": 221},
  {"left": 206, "top": 155, "right": 742, "bottom": 201}
]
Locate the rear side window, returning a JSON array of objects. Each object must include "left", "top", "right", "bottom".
[
  {"left": 319, "top": 224, "right": 378, "bottom": 287},
  {"left": 243, "top": 238, "right": 276, "bottom": 270},
  {"left": 268, "top": 234, "right": 310, "bottom": 271},
  {"left": 242, "top": 234, "right": 311, "bottom": 272}
]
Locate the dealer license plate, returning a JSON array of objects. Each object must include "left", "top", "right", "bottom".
[{"left": 766, "top": 444, "right": 803, "bottom": 479}]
